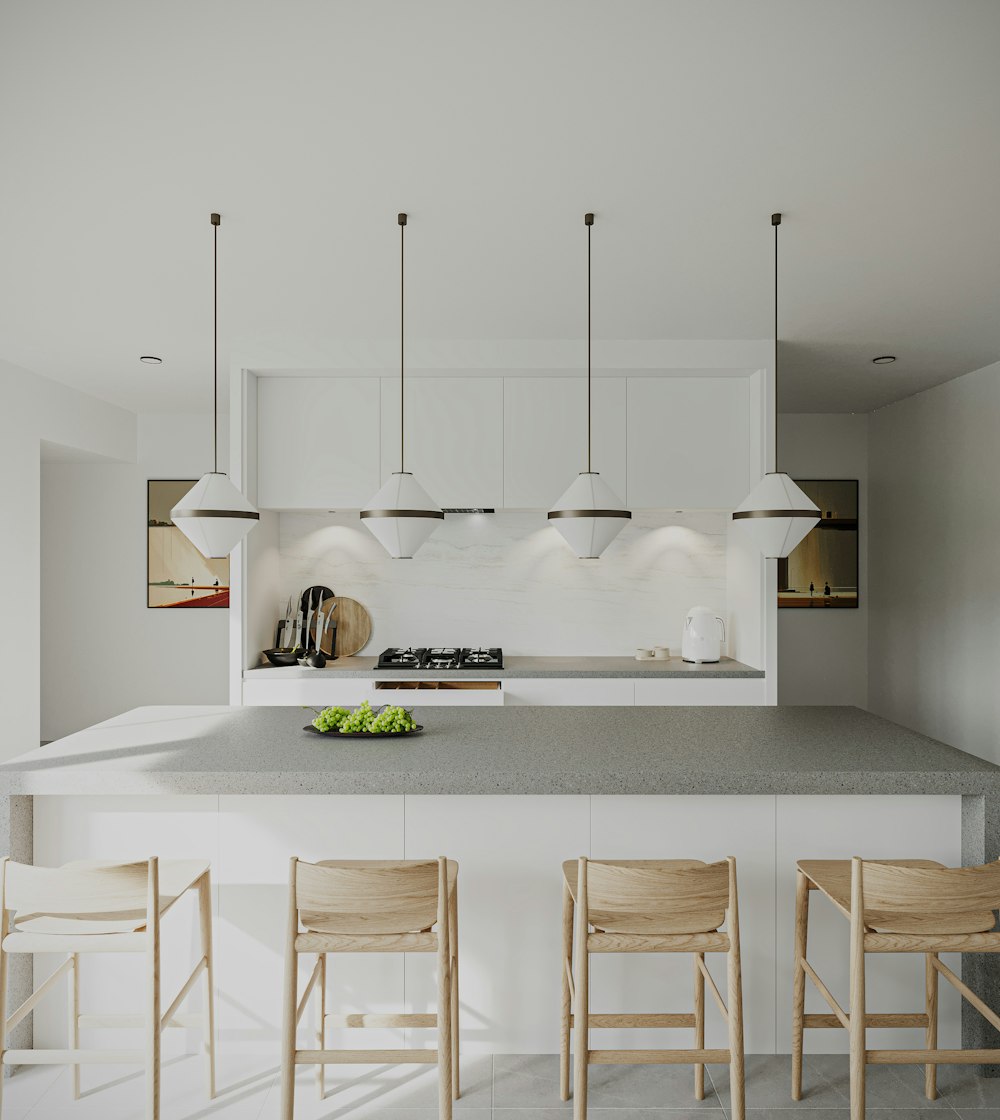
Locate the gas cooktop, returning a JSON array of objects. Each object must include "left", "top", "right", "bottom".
[{"left": 376, "top": 647, "right": 504, "bottom": 670}]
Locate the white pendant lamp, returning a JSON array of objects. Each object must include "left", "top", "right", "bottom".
[
  {"left": 548, "top": 213, "right": 631, "bottom": 558},
  {"left": 171, "top": 213, "right": 259, "bottom": 559},
  {"left": 361, "top": 213, "right": 443, "bottom": 558},
  {"left": 732, "top": 213, "right": 819, "bottom": 558}
]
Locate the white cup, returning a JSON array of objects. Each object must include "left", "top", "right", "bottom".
[
  {"left": 635, "top": 648, "right": 653, "bottom": 660},
  {"left": 653, "top": 646, "right": 670, "bottom": 659}
]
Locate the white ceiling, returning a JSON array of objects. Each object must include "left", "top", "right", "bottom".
[{"left": 2, "top": 0, "right": 999, "bottom": 415}]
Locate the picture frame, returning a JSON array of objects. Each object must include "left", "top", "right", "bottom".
[{"left": 777, "top": 479, "right": 859, "bottom": 609}]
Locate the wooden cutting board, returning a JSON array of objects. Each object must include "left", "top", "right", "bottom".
[{"left": 314, "top": 596, "right": 372, "bottom": 659}]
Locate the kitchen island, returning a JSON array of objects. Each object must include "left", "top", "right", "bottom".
[{"left": 1, "top": 704, "right": 998, "bottom": 1064}]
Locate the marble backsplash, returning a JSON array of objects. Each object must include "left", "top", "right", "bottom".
[{"left": 277, "top": 510, "right": 729, "bottom": 656}]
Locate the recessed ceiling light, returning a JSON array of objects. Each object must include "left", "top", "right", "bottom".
[
  {"left": 140, "top": 355, "right": 162, "bottom": 365},
  {"left": 872, "top": 355, "right": 896, "bottom": 365}
]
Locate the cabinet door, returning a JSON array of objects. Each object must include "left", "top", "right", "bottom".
[
  {"left": 627, "top": 377, "right": 750, "bottom": 508},
  {"left": 257, "top": 377, "right": 381, "bottom": 509},
  {"left": 503, "top": 678, "right": 635, "bottom": 705},
  {"left": 380, "top": 377, "right": 502, "bottom": 508},
  {"left": 503, "top": 377, "right": 627, "bottom": 508}
]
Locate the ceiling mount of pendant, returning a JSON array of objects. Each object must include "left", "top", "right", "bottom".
[
  {"left": 361, "top": 212, "right": 443, "bottom": 558},
  {"left": 170, "top": 212, "right": 259, "bottom": 559},
  {"left": 547, "top": 211, "right": 631, "bottom": 559},
  {"left": 731, "top": 211, "right": 819, "bottom": 559}
]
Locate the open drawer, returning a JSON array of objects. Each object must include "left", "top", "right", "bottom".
[{"left": 373, "top": 680, "right": 504, "bottom": 706}]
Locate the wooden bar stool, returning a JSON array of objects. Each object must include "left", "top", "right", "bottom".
[
  {"left": 561, "top": 857, "right": 745, "bottom": 1120},
  {"left": 792, "top": 857, "right": 1000, "bottom": 1120},
  {"left": 280, "top": 856, "right": 459, "bottom": 1120},
  {"left": 0, "top": 856, "right": 215, "bottom": 1120}
]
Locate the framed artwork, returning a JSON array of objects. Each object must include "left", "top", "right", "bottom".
[
  {"left": 147, "top": 480, "right": 230, "bottom": 608},
  {"left": 777, "top": 479, "right": 859, "bottom": 609}
]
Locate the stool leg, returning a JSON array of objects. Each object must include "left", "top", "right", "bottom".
[
  {"left": 849, "top": 858, "right": 866, "bottom": 1120},
  {"left": 281, "top": 858, "right": 299, "bottom": 1120},
  {"left": 560, "top": 878, "right": 573, "bottom": 1102},
  {"left": 693, "top": 953, "right": 705, "bottom": 1100},
  {"left": 146, "top": 859, "right": 161, "bottom": 1120},
  {"left": 0, "top": 902, "right": 8, "bottom": 1119},
  {"left": 573, "top": 858, "right": 589, "bottom": 1120},
  {"left": 68, "top": 953, "right": 80, "bottom": 1100},
  {"left": 316, "top": 954, "right": 326, "bottom": 1100},
  {"left": 925, "top": 953, "right": 938, "bottom": 1100},
  {"left": 198, "top": 871, "right": 216, "bottom": 1100},
  {"left": 726, "top": 858, "right": 745, "bottom": 1120},
  {"left": 436, "top": 859, "right": 452, "bottom": 1120},
  {"left": 792, "top": 868, "right": 809, "bottom": 1100},
  {"left": 449, "top": 878, "right": 460, "bottom": 1101}
]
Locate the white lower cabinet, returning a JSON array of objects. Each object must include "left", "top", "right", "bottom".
[
  {"left": 30, "top": 793, "right": 964, "bottom": 1058},
  {"left": 774, "top": 795, "right": 963, "bottom": 1053},
  {"left": 403, "top": 794, "right": 591, "bottom": 1054},
  {"left": 590, "top": 795, "right": 776, "bottom": 1053},
  {"left": 503, "top": 678, "right": 635, "bottom": 706},
  {"left": 243, "top": 677, "right": 374, "bottom": 707},
  {"left": 634, "top": 677, "right": 766, "bottom": 706},
  {"left": 217, "top": 795, "right": 406, "bottom": 1055}
]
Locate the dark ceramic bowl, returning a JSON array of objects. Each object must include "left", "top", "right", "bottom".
[{"left": 263, "top": 648, "right": 302, "bottom": 667}]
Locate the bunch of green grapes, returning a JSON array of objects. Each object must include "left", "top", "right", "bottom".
[
  {"left": 338, "top": 700, "right": 378, "bottom": 733},
  {"left": 312, "top": 706, "right": 350, "bottom": 733},
  {"left": 368, "top": 705, "right": 417, "bottom": 734}
]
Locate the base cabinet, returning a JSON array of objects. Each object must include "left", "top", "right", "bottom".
[
  {"left": 503, "top": 678, "right": 635, "bottom": 705},
  {"left": 32, "top": 793, "right": 962, "bottom": 1056},
  {"left": 243, "top": 673, "right": 766, "bottom": 706}
]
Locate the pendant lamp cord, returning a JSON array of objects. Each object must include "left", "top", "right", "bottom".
[
  {"left": 211, "top": 212, "right": 220, "bottom": 475},
  {"left": 586, "top": 212, "right": 594, "bottom": 473},
  {"left": 772, "top": 211, "right": 781, "bottom": 474},
  {"left": 399, "top": 212, "right": 407, "bottom": 474}
]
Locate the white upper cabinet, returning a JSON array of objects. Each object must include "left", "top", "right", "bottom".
[
  {"left": 626, "top": 376, "right": 750, "bottom": 509},
  {"left": 503, "top": 377, "right": 627, "bottom": 508},
  {"left": 256, "top": 377, "right": 381, "bottom": 509},
  {"left": 380, "top": 377, "right": 503, "bottom": 509}
]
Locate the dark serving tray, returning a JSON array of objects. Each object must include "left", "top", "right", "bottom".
[{"left": 303, "top": 724, "right": 424, "bottom": 739}]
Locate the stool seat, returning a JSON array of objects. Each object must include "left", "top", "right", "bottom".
[
  {"left": 798, "top": 859, "right": 999, "bottom": 934},
  {"left": 6, "top": 860, "right": 211, "bottom": 943},
  {"left": 561, "top": 859, "right": 726, "bottom": 934}
]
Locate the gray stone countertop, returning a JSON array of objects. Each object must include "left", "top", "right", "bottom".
[
  {"left": 245, "top": 655, "right": 764, "bottom": 679},
  {"left": 2, "top": 704, "right": 996, "bottom": 797}
]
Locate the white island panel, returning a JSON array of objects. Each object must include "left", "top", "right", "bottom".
[
  {"left": 403, "top": 794, "right": 590, "bottom": 1055},
  {"left": 775, "top": 794, "right": 964, "bottom": 1053},
  {"left": 217, "top": 795, "right": 406, "bottom": 1054}
]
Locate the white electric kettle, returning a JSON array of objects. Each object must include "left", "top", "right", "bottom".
[{"left": 681, "top": 606, "right": 726, "bottom": 664}]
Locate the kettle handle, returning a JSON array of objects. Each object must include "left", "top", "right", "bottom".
[{"left": 716, "top": 616, "right": 727, "bottom": 647}]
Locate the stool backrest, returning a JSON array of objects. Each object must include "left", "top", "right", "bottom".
[
  {"left": 2, "top": 859, "right": 153, "bottom": 920},
  {"left": 583, "top": 859, "right": 730, "bottom": 934},
  {"left": 293, "top": 859, "right": 440, "bottom": 934},
  {"left": 861, "top": 859, "right": 1000, "bottom": 931}
]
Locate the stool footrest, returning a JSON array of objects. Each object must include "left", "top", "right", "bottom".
[
  {"left": 805, "top": 1013, "right": 929, "bottom": 1029},
  {"left": 325, "top": 1013, "right": 437, "bottom": 1028},
  {"left": 571, "top": 1013, "right": 696, "bottom": 1028},
  {"left": 295, "top": 1048, "right": 438, "bottom": 1065},
  {"left": 77, "top": 1012, "right": 202, "bottom": 1029},
  {"left": 3, "top": 1048, "right": 143, "bottom": 1065},
  {"left": 868, "top": 1049, "right": 1000, "bottom": 1065},
  {"left": 589, "top": 1048, "right": 731, "bottom": 1065}
]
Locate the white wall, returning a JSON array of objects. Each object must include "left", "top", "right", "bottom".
[
  {"left": 0, "top": 360, "right": 136, "bottom": 759},
  {"left": 40, "top": 414, "right": 229, "bottom": 741},
  {"left": 776, "top": 414, "right": 869, "bottom": 706},
  {"left": 868, "top": 360, "right": 1000, "bottom": 763},
  {"left": 276, "top": 510, "right": 732, "bottom": 658}
]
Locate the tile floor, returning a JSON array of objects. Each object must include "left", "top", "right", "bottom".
[{"left": 4, "top": 1053, "right": 1000, "bottom": 1119}]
